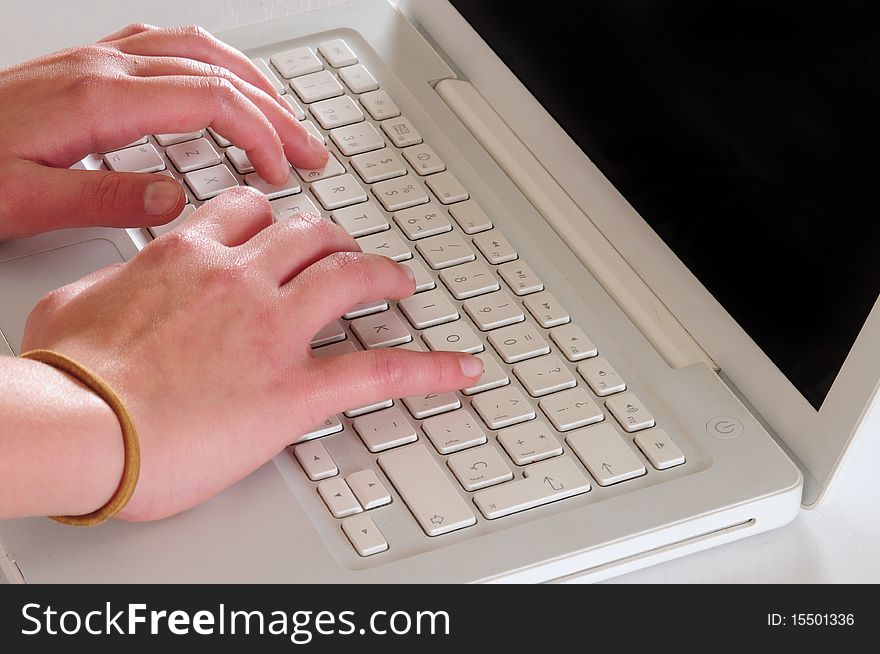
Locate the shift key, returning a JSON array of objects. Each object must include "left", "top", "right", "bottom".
[{"left": 378, "top": 443, "right": 476, "bottom": 536}]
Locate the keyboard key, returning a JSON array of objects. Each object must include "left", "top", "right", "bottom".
[
  {"left": 577, "top": 357, "right": 626, "bottom": 396},
  {"left": 350, "top": 310, "right": 412, "bottom": 349},
  {"left": 378, "top": 443, "right": 476, "bottom": 536},
  {"left": 302, "top": 119, "right": 325, "bottom": 144},
  {"left": 291, "top": 70, "right": 344, "bottom": 103},
  {"left": 154, "top": 131, "right": 203, "bottom": 147},
  {"left": 551, "top": 324, "right": 598, "bottom": 361},
  {"left": 332, "top": 201, "right": 389, "bottom": 236},
  {"left": 461, "top": 352, "right": 510, "bottom": 395},
  {"left": 251, "top": 58, "right": 286, "bottom": 94},
  {"left": 356, "top": 231, "right": 412, "bottom": 261},
  {"left": 499, "top": 261, "right": 544, "bottom": 296},
  {"left": 539, "top": 387, "right": 604, "bottom": 431},
  {"left": 401, "top": 259, "right": 435, "bottom": 292},
  {"left": 271, "top": 46, "right": 323, "bottom": 78},
  {"left": 471, "top": 386, "right": 535, "bottom": 430},
  {"left": 513, "top": 354, "right": 577, "bottom": 397},
  {"left": 498, "top": 420, "right": 563, "bottom": 465},
  {"left": 398, "top": 289, "right": 459, "bottom": 328},
  {"left": 166, "top": 137, "right": 221, "bottom": 173},
  {"left": 524, "top": 291, "right": 570, "bottom": 328},
  {"left": 99, "top": 136, "right": 148, "bottom": 154},
  {"left": 634, "top": 428, "right": 686, "bottom": 470},
  {"left": 416, "top": 231, "right": 476, "bottom": 269},
  {"left": 351, "top": 149, "right": 407, "bottom": 183},
  {"left": 342, "top": 513, "right": 388, "bottom": 557},
  {"left": 310, "top": 173, "right": 367, "bottom": 210},
  {"left": 396, "top": 339, "right": 428, "bottom": 353},
  {"left": 393, "top": 202, "right": 452, "bottom": 240},
  {"left": 353, "top": 406, "right": 417, "bottom": 453},
  {"left": 311, "top": 320, "right": 347, "bottom": 348},
  {"left": 244, "top": 171, "right": 302, "bottom": 199},
  {"left": 403, "top": 144, "right": 446, "bottom": 176},
  {"left": 294, "top": 152, "right": 346, "bottom": 183},
  {"left": 184, "top": 164, "right": 239, "bottom": 200},
  {"left": 294, "top": 440, "right": 338, "bottom": 481},
  {"left": 280, "top": 94, "right": 307, "bottom": 120},
  {"left": 473, "top": 457, "right": 590, "bottom": 519},
  {"left": 103, "top": 142, "right": 165, "bottom": 173},
  {"left": 148, "top": 204, "right": 195, "bottom": 238},
  {"left": 313, "top": 339, "right": 357, "bottom": 359},
  {"left": 270, "top": 194, "right": 321, "bottom": 222},
  {"left": 372, "top": 175, "right": 429, "bottom": 211},
  {"left": 488, "top": 323, "right": 550, "bottom": 363},
  {"left": 567, "top": 424, "right": 646, "bottom": 486},
  {"left": 426, "top": 171, "right": 469, "bottom": 204},
  {"left": 226, "top": 145, "right": 255, "bottom": 174},
  {"left": 422, "top": 321, "right": 484, "bottom": 354},
  {"left": 331, "top": 122, "right": 385, "bottom": 156},
  {"left": 473, "top": 230, "right": 517, "bottom": 264},
  {"left": 439, "top": 261, "right": 499, "bottom": 299},
  {"left": 294, "top": 414, "right": 343, "bottom": 444},
  {"left": 339, "top": 64, "right": 379, "bottom": 94},
  {"left": 381, "top": 117, "right": 423, "bottom": 147},
  {"left": 606, "top": 392, "right": 656, "bottom": 432},
  {"left": 463, "top": 291, "right": 524, "bottom": 331},
  {"left": 342, "top": 299, "right": 388, "bottom": 320},
  {"left": 422, "top": 409, "right": 488, "bottom": 455},
  {"left": 318, "top": 39, "right": 358, "bottom": 68},
  {"left": 344, "top": 398, "right": 395, "bottom": 419},
  {"left": 360, "top": 89, "right": 400, "bottom": 120},
  {"left": 207, "top": 127, "right": 232, "bottom": 148},
  {"left": 449, "top": 200, "right": 493, "bottom": 234},
  {"left": 310, "top": 95, "right": 364, "bottom": 129},
  {"left": 318, "top": 478, "right": 362, "bottom": 518},
  {"left": 447, "top": 445, "right": 513, "bottom": 491},
  {"left": 402, "top": 392, "right": 461, "bottom": 420},
  {"left": 346, "top": 470, "right": 391, "bottom": 510}
]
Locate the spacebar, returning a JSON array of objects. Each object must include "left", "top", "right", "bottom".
[
  {"left": 473, "top": 457, "right": 591, "bottom": 519},
  {"left": 378, "top": 443, "right": 477, "bottom": 536}
]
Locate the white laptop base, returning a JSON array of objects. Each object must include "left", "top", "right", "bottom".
[{"left": 0, "top": 0, "right": 802, "bottom": 583}]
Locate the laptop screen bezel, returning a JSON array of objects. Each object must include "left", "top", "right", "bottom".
[{"left": 404, "top": 0, "right": 880, "bottom": 505}]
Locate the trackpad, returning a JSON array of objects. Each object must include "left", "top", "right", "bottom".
[{"left": 0, "top": 239, "right": 125, "bottom": 355}]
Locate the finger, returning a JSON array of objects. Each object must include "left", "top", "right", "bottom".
[
  {"left": 281, "top": 252, "right": 416, "bottom": 335},
  {"left": 184, "top": 186, "right": 272, "bottom": 246},
  {"left": 128, "top": 56, "right": 326, "bottom": 171},
  {"left": 244, "top": 212, "right": 358, "bottom": 283},
  {"left": 83, "top": 74, "right": 290, "bottom": 184},
  {"left": 0, "top": 159, "right": 184, "bottom": 238},
  {"left": 308, "top": 348, "right": 483, "bottom": 418},
  {"left": 109, "top": 25, "right": 281, "bottom": 102},
  {"left": 97, "top": 23, "right": 156, "bottom": 43}
]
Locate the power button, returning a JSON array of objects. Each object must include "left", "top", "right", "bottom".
[{"left": 706, "top": 416, "right": 744, "bottom": 439}]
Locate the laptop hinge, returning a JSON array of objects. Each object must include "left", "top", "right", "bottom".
[
  {"left": 0, "top": 542, "right": 25, "bottom": 584},
  {"left": 434, "top": 78, "right": 716, "bottom": 371}
]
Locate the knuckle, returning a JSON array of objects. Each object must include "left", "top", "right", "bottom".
[
  {"left": 30, "top": 287, "right": 69, "bottom": 319},
  {"left": 325, "top": 250, "right": 375, "bottom": 287},
  {"left": 81, "top": 174, "right": 127, "bottom": 216},
  {"left": 179, "top": 24, "right": 214, "bottom": 46},
  {"left": 201, "top": 75, "right": 238, "bottom": 106},
  {"left": 126, "top": 22, "right": 155, "bottom": 34},
  {"left": 366, "top": 349, "right": 406, "bottom": 391},
  {"left": 152, "top": 227, "right": 202, "bottom": 258},
  {"left": 0, "top": 174, "right": 24, "bottom": 220}
]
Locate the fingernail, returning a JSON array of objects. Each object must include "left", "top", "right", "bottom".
[
  {"left": 307, "top": 133, "right": 328, "bottom": 159},
  {"left": 458, "top": 354, "right": 484, "bottom": 378},
  {"left": 401, "top": 263, "right": 416, "bottom": 286},
  {"left": 144, "top": 179, "right": 182, "bottom": 216}
]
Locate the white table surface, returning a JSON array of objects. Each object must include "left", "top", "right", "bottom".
[{"left": 2, "top": 0, "right": 878, "bottom": 583}]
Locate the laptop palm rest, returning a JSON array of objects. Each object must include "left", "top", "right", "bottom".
[{"left": 0, "top": 238, "right": 126, "bottom": 355}]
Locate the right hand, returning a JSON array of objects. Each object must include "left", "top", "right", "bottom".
[
  {"left": 0, "top": 23, "right": 329, "bottom": 239},
  {"left": 20, "top": 188, "right": 484, "bottom": 521}
]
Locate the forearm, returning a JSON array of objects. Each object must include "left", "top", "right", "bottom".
[{"left": 0, "top": 357, "right": 122, "bottom": 520}]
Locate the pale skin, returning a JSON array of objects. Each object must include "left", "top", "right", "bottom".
[{"left": 0, "top": 25, "right": 484, "bottom": 522}]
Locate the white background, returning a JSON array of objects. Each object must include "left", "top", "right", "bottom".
[{"left": 2, "top": 0, "right": 878, "bottom": 582}]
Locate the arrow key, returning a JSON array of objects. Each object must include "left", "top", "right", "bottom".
[
  {"left": 567, "top": 424, "right": 646, "bottom": 486},
  {"left": 342, "top": 514, "right": 388, "bottom": 557},
  {"left": 346, "top": 469, "right": 392, "bottom": 509},
  {"left": 293, "top": 440, "right": 338, "bottom": 481},
  {"left": 318, "top": 478, "right": 362, "bottom": 518}
]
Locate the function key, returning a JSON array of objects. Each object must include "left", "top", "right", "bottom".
[
  {"left": 318, "top": 39, "right": 358, "bottom": 68},
  {"left": 339, "top": 64, "right": 379, "bottom": 94},
  {"left": 270, "top": 46, "right": 323, "bottom": 78},
  {"left": 360, "top": 89, "right": 400, "bottom": 120}
]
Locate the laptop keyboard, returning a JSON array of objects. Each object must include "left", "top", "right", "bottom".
[{"left": 83, "top": 39, "right": 687, "bottom": 559}]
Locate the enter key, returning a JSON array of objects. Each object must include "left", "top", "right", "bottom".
[{"left": 473, "top": 457, "right": 590, "bottom": 519}]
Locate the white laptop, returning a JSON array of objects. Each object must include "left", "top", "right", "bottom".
[{"left": 0, "top": 0, "right": 875, "bottom": 583}]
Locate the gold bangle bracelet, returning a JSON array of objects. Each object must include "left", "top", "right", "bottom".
[{"left": 20, "top": 349, "right": 140, "bottom": 526}]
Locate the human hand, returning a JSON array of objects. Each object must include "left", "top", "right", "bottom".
[
  {"left": 19, "top": 188, "right": 483, "bottom": 521},
  {"left": 0, "top": 23, "right": 328, "bottom": 240}
]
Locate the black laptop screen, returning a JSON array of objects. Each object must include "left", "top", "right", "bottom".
[{"left": 451, "top": 0, "right": 880, "bottom": 409}]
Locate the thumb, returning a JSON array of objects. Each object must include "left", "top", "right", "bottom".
[{"left": 2, "top": 159, "right": 185, "bottom": 238}]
